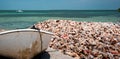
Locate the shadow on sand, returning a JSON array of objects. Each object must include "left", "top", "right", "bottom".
[
  {"left": 32, "top": 51, "right": 50, "bottom": 59},
  {"left": 0, "top": 55, "right": 12, "bottom": 59}
]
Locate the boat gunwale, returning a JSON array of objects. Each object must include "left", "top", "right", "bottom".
[{"left": 0, "top": 29, "right": 54, "bottom": 35}]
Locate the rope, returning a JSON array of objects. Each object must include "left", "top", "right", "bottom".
[{"left": 37, "top": 29, "right": 43, "bottom": 52}]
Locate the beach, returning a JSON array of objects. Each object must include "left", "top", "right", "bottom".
[
  {"left": 32, "top": 20, "right": 120, "bottom": 59},
  {"left": 0, "top": 10, "right": 120, "bottom": 59},
  {"left": 0, "top": 19, "right": 120, "bottom": 59}
]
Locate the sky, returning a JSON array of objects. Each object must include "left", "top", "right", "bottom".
[{"left": 0, "top": 0, "right": 120, "bottom": 10}]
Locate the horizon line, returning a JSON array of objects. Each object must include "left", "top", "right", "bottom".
[{"left": 0, "top": 9, "right": 117, "bottom": 11}]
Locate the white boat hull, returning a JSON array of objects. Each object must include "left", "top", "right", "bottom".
[{"left": 0, "top": 29, "right": 53, "bottom": 59}]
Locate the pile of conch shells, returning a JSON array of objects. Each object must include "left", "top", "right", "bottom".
[{"left": 33, "top": 20, "right": 120, "bottom": 59}]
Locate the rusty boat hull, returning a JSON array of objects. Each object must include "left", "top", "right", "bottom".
[{"left": 0, "top": 29, "right": 53, "bottom": 59}]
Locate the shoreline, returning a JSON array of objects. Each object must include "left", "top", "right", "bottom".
[{"left": 0, "top": 16, "right": 120, "bottom": 30}]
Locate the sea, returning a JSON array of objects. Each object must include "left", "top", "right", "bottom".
[{"left": 0, "top": 10, "right": 120, "bottom": 30}]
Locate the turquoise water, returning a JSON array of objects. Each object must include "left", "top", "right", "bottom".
[{"left": 0, "top": 10, "right": 120, "bottom": 29}]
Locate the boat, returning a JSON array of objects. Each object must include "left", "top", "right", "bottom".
[
  {"left": 16, "top": 10, "right": 23, "bottom": 13},
  {"left": 0, "top": 29, "right": 53, "bottom": 59}
]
